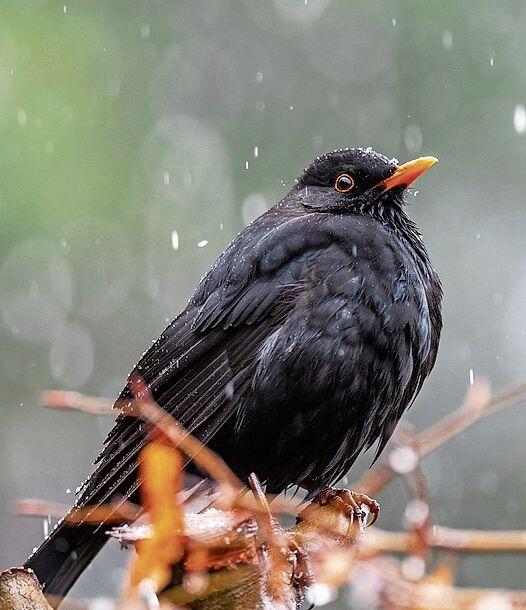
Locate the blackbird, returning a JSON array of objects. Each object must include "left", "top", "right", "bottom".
[{"left": 25, "top": 147, "right": 442, "bottom": 597}]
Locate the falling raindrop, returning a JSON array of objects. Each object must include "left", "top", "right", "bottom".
[
  {"left": 442, "top": 30, "right": 453, "bottom": 50},
  {"left": 253, "top": 146, "right": 259, "bottom": 158},
  {"left": 514, "top": 104, "right": 526, "bottom": 133},
  {"left": 42, "top": 515, "right": 51, "bottom": 538},
  {"left": 469, "top": 368, "right": 474, "bottom": 386},
  {"left": 197, "top": 240, "right": 208, "bottom": 248},
  {"left": 163, "top": 170, "right": 170, "bottom": 186},
  {"left": 171, "top": 230, "right": 179, "bottom": 251},
  {"left": 392, "top": 17, "right": 397, "bottom": 26}
]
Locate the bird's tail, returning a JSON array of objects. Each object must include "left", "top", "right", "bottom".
[{"left": 24, "top": 520, "right": 109, "bottom": 600}]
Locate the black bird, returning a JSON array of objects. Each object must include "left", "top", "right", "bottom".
[{"left": 25, "top": 147, "right": 442, "bottom": 597}]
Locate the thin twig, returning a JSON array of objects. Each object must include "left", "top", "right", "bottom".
[
  {"left": 358, "top": 380, "right": 526, "bottom": 495},
  {"left": 14, "top": 498, "right": 141, "bottom": 525},
  {"left": 365, "top": 526, "right": 526, "bottom": 554},
  {"left": 247, "top": 473, "right": 282, "bottom": 538},
  {"left": 40, "top": 390, "right": 114, "bottom": 416},
  {"left": 14, "top": 499, "right": 69, "bottom": 520},
  {"left": 247, "top": 473, "right": 292, "bottom": 607}
]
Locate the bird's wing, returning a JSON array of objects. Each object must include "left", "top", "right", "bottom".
[{"left": 77, "top": 208, "right": 333, "bottom": 509}]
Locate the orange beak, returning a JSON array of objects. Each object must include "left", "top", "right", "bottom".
[{"left": 376, "top": 156, "right": 438, "bottom": 193}]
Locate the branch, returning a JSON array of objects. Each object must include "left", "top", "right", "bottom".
[
  {"left": 358, "top": 380, "right": 526, "bottom": 495},
  {"left": 14, "top": 498, "right": 141, "bottom": 525},
  {"left": 40, "top": 390, "right": 114, "bottom": 416},
  {"left": 366, "top": 526, "right": 526, "bottom": 554},
  {"left": 0, "top": 569, "right": 53, "bottom": 610}
]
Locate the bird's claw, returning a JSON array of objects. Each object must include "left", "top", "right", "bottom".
[{"left": 314, "top": 488, "right": 380, "bottom": 527}]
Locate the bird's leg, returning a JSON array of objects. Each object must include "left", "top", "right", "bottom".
[{"left": 313, "top": 488, "right": 380, "bottom": 526}]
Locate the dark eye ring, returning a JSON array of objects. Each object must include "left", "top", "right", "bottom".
[{"left": 334, "top": 173, "right": 355, "bottom": 193}]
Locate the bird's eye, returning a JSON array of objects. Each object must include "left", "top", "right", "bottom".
[{"left": 334, "top": 173, "right": 355, "bottom": 193}]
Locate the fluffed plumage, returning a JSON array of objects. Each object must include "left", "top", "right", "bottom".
[{"left": 25, "top": 147, "right": 442, "bottom": 597}]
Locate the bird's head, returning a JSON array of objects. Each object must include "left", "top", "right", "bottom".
[{"left": 295, "top": 147, "right": 437, "bottom": 216}]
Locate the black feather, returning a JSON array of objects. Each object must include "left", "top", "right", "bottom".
[{"left": 25, "top": 148, "right": 442, "bottom": 598}]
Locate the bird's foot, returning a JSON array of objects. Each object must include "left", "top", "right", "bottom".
[{"left": 313, "top": 488, "right": 380, "bottom": 527}]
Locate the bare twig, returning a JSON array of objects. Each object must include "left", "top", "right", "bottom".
[
  {"left": 365, "top": 526, "right": 526, "bottom": 555},
  {"left": 247, "top": 473, "right": 281, "bottom": 538},
  {"left": 25, "top": 380, "right": 526, "bottom": 610},
  {"left": 247, "top": 473, "right": 293, "bottom": 607},
  {"left": 0, "top": 568, "right": 54, "bottom": 610},
  {"left": 14, "top": 499, "right": 69, "bottom": 520},
  {"left": 358, "top": 380, "right": 526, "bottom": 495},
  {"left": 40, "top": 390, "right": 114, "bottom": 416},
  {"left": 14, "top": 498, "right": 141, "bottom": 525},
  {"left": 427, "top": 587, "right": 526, "bottom": 608}
]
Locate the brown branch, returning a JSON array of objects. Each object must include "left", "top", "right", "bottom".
[
  {"left": 358, "top": 380, "right": 526, "bottom": 495},
  {"left": 13, "top": 499, "right": 69, "bottom": 520},
  {"left": 0, "top": 568, "right": 53, "bottom": 610},
  {"left": 14, "top": 498, "right": 141, "bottom": 525},
  {"left": 365, "top": 526, "right": 526, "bottom": 555},
  {"left": 429, "top": 587, "right": 526, "bottom": 608},
  {"left": 27, "top": 381, "right": 526, "bottom": 610},
  {"left": 247, "top": 473, "right": 294, "bottom": 608},
  {"left": 40, "top": 390, "right": 114, "bottom": 416},
  {"left": 382, "top": 582, "right": 526, "bottom": 610},
  {"left": 247, "top": 473, "right": 282, "bottom": 538}
]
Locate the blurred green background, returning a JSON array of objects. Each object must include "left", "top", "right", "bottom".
[{"left": 1, "top": 0, "right": 526, "bottom": 606}]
